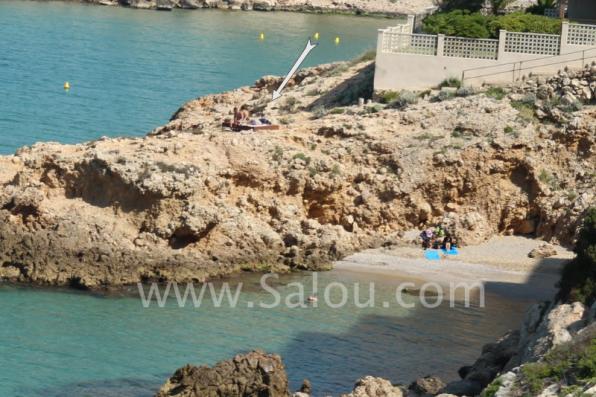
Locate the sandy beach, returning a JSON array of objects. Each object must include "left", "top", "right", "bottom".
[{"left": 335, "top": 235, "right": 576, "bottom": 300}]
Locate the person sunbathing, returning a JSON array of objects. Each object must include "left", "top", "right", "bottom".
[
  {"left": 240, "top": 105, "right": 250, "bottom": 122},
  {"left": 233, "top": 107, "right": 243, "bottom": 124}
]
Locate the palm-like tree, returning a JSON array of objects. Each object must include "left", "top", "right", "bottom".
[
  {"left": 489, "top": 0, "right": 514, "bottom": 15},
  {"left": 527, "top": 0, "right": 561, "bottom": 15}
]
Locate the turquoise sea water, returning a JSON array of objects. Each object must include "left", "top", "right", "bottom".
[
  {"left": 0, "top": 271, "right": 534, "bottom": 396},
  {"left": 0, "top": 3, "right": 538, "bottom": 396},
  {"left": 0, "top": 0, "right": 390, "bottom": 154}
]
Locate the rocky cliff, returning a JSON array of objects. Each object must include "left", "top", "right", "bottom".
[
  {"left": 0, "top": 59, "right": 594, "bottom": 288},
  {"left": 77, "top": 0, "right": 436, "bottom": 16}
]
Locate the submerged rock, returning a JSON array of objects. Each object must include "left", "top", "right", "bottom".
[{"left": 408, "top": 375, "right": 446, "bottom": 396}]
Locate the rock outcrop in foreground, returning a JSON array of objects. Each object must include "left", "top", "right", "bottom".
[
  {"left": 156, "top": 351, "right": 289, "bottom": 397},
  {"left": 0, "top": 59, "right": 594, "bottom": 288}
]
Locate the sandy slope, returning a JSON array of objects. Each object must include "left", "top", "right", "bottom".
[{"left": 335, "top": 236, "right": 575, "bottom": 299}]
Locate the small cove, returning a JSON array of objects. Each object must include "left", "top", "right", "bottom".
[{"left": 1, "top": 270, "right": 535, "bottom": 396}]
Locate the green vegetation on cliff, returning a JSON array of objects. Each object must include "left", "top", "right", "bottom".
[
  {"left": 520, "top": 326, "right": 596, "bottom": 395},
  {"left": 423, "top": 11, "right": 561, "bottom": 39},
  {"left": 558, "top": 208, "right": 596, "bottom": 306}
]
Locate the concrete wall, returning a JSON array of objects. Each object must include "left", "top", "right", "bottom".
[
  {"left": 374, "top": 22, "right": 596, "bottom": 91},
  {"left": 568, "top": 0, "right": 596, "bottom": 22},
  {"left": 374, "top": 50, "right": 596, "bottom": 90}
]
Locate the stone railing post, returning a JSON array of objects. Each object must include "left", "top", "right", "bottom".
[
  {"left": 497, "top": 30, "right": 507, "bottom": 60},
  {"left": 407, "top": 14, "right": 415, "bottom": 33},
  {"left": 560, "top": 21, "right": 570, "bottom": 54},
  {"left": 437, "top": 34, "right": 445, "bottom": 57},
  {"left": 377, "top": 29, "right": 386, "bottom": 55}
]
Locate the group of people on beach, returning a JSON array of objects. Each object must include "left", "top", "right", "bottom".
[{"left": 420, "top": 225, "right": 458, "bottom": 251}]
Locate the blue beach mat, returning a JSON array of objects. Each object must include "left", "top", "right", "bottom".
[
  {"left": 442, "top": 247, "right": 459, "bottom": 255},
  {"left": 424, "top": 249, "right": 441, "bottom": 260}
]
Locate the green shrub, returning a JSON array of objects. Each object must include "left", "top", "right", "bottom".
[
  {"left": 278, "top": 117, "right": 294, "bottom": 125},
  {"left": 488, "top": 12, "right": 561, "bottom": 37},
  {"left": 292, "top": 152, "right": 311, "bottom": 165},
  {"left": 505, "top": 127, "right": 519, "bottom": 138},
  {"left": 561, "top": 100, "right": 583, "bottom": 113},
  {"left": 423, "top": 10, "right": 492, "bottom": 38},
  {"left": 485, "top": 86, "right": 507, "bottom": 100},
  {"left": 415, "top": 132, "right": 443, "bottom": 143},
  {"left": 520, "top": 326, "right": 596, "bottom": 394},
  {"left": 280, "top": 96, "right": 299, "bottom": 113},
  {"left": 558, "top": 207, "right": 596, "bottom": 306},
  {"left": 329, "top": 107, "right": 345, "bottom": 114},
  {"left": 364, "top": 104, "right": 384, "bottom": 113},
  {"left": 538, "top": 169, "right": 559, "bottom": 189},
  {"left": 436, "top": 0, "right": 484, "bottom": 12},
  {"left": 272, "top": 145, "right": 284, "bottom": 161},
  {"left": 387, "top": 90, "right": 418, "bottom": 109},
  {"left": 379, "top": 90, "right": 400, "bottom": 104},
  {"left": 423, "top": 11, "right": 561, "bottom": 39},
  {"left": 418, "top": 89, "right": 432, "bottom": 98},
  {"left": 330, "top": 164, "right": 341, "bottom": 176},
  {"left": 350, "top": 49, "right": 376, "bottom": 65},
  {"left": 487, "top": 0, "right": 514, "bottom": 14},
  {"left": 311, "top": 105, "right": 327, "bottom": 119},
  {"left": 480, "top": 378, "right": 502, "bottom": 397},
  {"left": 440, "top": 77, "right": 462, "bottom": 89},
  {"left": 511, "top": 98, "right": 536, "bottom": 123},
  {"left": 456, "top": 86, "right": 475, "bottom": 97},
  {"left": 433, "top": 90, "right": 456, "bottom": 102},
  {"left": 324, "top": 63, "right": 349, "bottom": 77}
]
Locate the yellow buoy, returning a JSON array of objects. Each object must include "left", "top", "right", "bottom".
[
  {"left": 313, "top": 32, "right": 320, "bottom": 41},
  {"left": 64, "top": 82, "right": 70, "bottom": 90},
  {"left": 334, "top": 36, "right": 340, "bottom": 45},
  {"left": 259, "top": 32, "right": 265, "bottom": 41}
]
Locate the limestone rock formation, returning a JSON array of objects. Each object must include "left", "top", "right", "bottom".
[
  {"left": 528, "top": 243, "right": 557, "bottom": 258},
  {"left": 65, "top": 0, "right": 436, "bottom": 15},
  {"left": 341, "top": 376, "right": 404, "bottom": 397},
  {"left": 155, "top": 350, "right": 289, "bottom": 397},
  {"left": 518, "top": 301, "right": 586, "bottom": 363},
  {"left": 0, "top": 60, "right": 594, "bottom": 288}
]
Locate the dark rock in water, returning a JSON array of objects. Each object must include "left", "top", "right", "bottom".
[
  {"left": 299, "top": 379, "right": 312, "bottom": 394},
  {"left": 451, "top": 330, "right": 520, "bottom": 391},
  {"left": 457, "top": 366, "right": 472, "bottom": 379},
  {"left": 465, "top": 368, "right": 498, "bottom": 388},
  {"left": 440, "top": 379, "right": 483, "bottom": 396},
  {"left": 155, "top": 350, "right": 289, "bottom": 397},
  {"left": 408, "top": 375, "right": 446, "bottom": 396}
]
